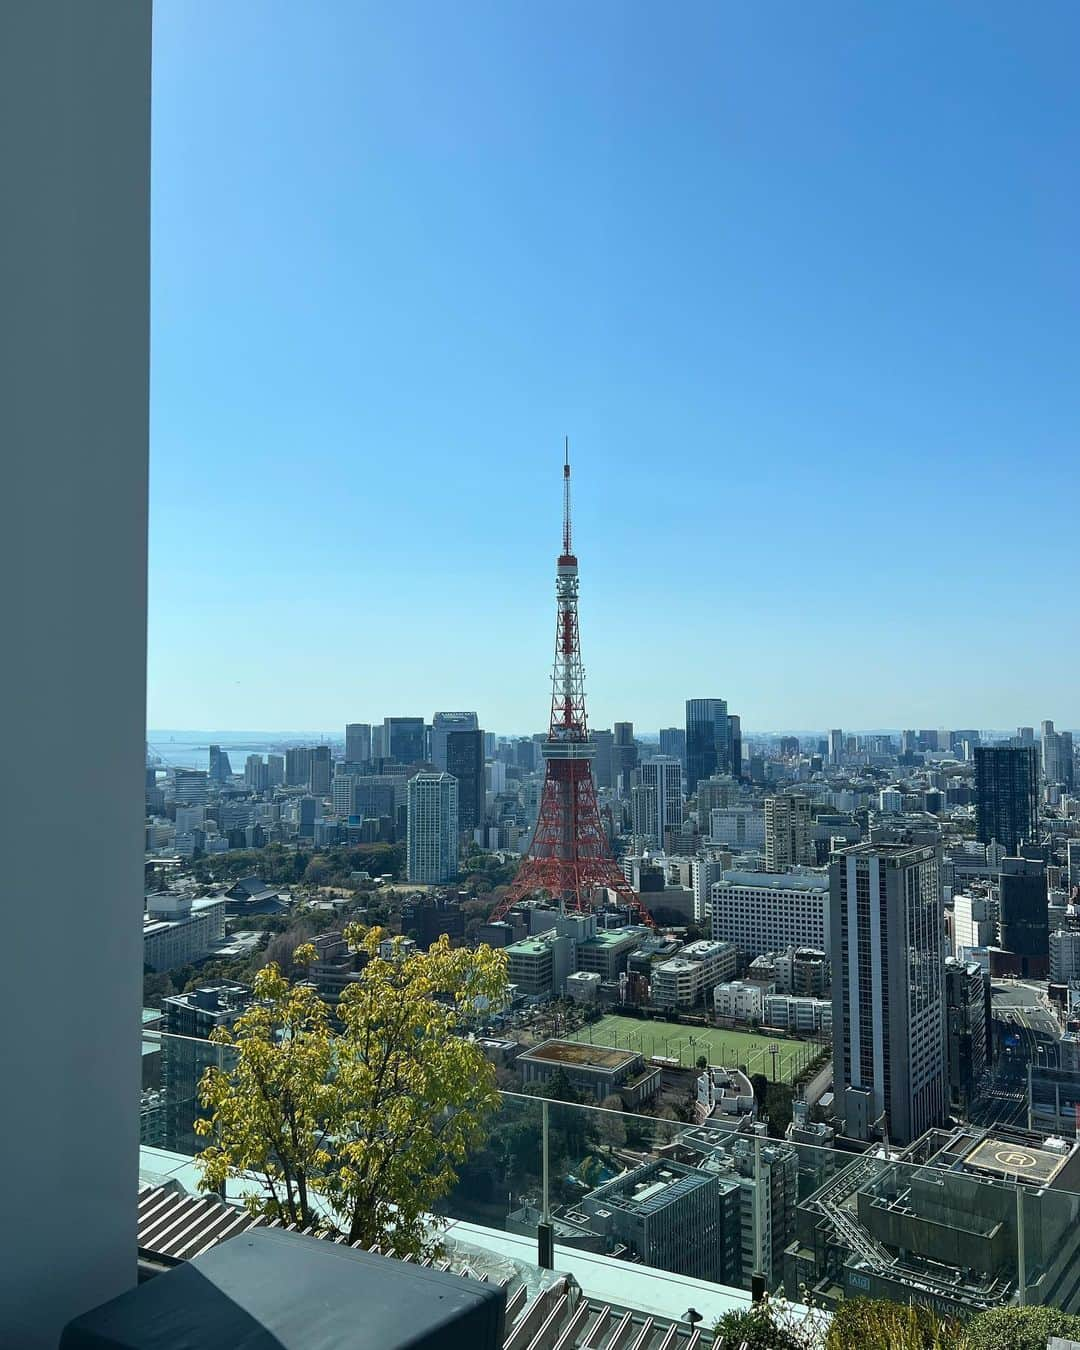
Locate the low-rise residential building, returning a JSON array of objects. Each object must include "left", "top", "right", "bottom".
[
  {"left": 516, "top": 1039, "right": 661, "bottom": 1107},
  {"left": 652, "top": 939, "right": 738, "bottom": 1010},
  {"left": 763, "top": 993, "right": 831, "bottom": 1034},
  {"left": 714, "top": 980, "right": 768, "bottom": 1022}
]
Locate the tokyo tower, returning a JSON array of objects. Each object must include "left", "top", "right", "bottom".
[{"left": 491, "top": 443, "right": 652, "bottom": 925}]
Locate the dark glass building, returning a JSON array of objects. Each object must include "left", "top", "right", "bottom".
[
  {"left": 974, "top": 745, "right": 1038, "bottom": 853},
  {"left": 685, "top": 697, "right": 730, "bottom": 795},
  {"left": 384, "top": 716, "right": 426, "bottom": 766},
  {"left": 998, "top": 856, "right": 1049, "bottom": 978},
  {"left": 445, "top": 728, "right": 485, "bottom": 836}
]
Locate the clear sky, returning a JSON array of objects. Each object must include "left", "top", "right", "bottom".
[{"left": 149, "top": 1, "right": 1080, "bottom": 736}]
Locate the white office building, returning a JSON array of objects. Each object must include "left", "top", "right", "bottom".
[
  {"left": 709, "top": 807, "right": 765, "bottom": 850},
  {"left": 1050, "top": 929, "right": 1080, "bottom": 984},
  {"left": 634, "top": 756, "right": 683, "bottom": 848},
  {"left": 711, "top": 870, "right": 830, "bottom": 957},
  {"left": 406, "top": 772, "right": 459, "bottom": 884}
]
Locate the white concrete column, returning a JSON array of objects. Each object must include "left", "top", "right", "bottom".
[{"left": 0, "top": 2, "right": 151, "bottom": 1345}]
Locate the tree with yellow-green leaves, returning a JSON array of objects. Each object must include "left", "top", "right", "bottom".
[{"left": 194, "top": 924, "right": 508, "bottom": 1258}]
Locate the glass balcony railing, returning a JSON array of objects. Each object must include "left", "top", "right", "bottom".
[{"left": 141, "top": 1029, "right": 1080, "bottom": 1324}]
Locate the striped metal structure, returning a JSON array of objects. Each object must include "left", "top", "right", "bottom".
[{"left": 137, "top": 1184, "right": 712, "bottom": 1349}]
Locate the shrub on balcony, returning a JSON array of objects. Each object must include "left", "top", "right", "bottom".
[
  {"left": 824, "top": 1297, "right": 962, "bottom": 1349},
  {"left": 962, "top": 1305, "right": 1080, "bottom": 1350}
]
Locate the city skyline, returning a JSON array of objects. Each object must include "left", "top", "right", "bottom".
[{"left": 149, "top": 2, "right": 1080, "bottom": 730}]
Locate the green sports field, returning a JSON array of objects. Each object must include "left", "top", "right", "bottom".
[{"left": 565, "top": 1013, "right": 818, "bottom": 1083}]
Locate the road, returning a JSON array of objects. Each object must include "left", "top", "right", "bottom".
[{"left": 969, "top": 980, "right": 1064, "bottom": 1130}]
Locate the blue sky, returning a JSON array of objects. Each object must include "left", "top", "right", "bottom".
[{"left": 149, "top": 1, "right": 1080, "bottom": 735}]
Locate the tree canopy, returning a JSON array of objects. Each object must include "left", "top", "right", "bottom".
[{"left": 194, "top": 925, "right": 508, "bottom": 1257}]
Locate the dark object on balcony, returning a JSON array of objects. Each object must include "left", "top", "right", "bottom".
[{"left": 60, "top": 1227, "right": 506, "bottom": 1350}]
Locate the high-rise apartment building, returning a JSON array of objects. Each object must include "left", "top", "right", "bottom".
[
  {"left": 309, "top": 745, "right": 332, "bottom": 797},
  {"left": 1042, "top": 719, "right": 1074, "bottom": 791},
  {"left": 266, "top": 753, "right": 284, "bottom": 787},
  {"left": 764, "top": 794, "right": 813, "bottom": 872},
  {"left": 331, "top": 772, "right": 357, "bottom": 818},
  {"left": 285, "top": 746, "right": 312, "bottom": 788},
  {"left": 974, "top": 745, "right": 1038, "bottom": 852},
  {"left": 831, "top": 842, "right": 947, "bottom": 1147},
  {"left": 445, "top": 728, "right": 485, "bottom": 836},
  {"left": 244, "top": 754, "right": 269, "bottom": 791},
  {"left": 384, "top": 716, "right": 426, "bottom": 767},
  {"left": 685, "top": 698, "right": 731, "bottom": 795},
  {"left": 430, "top": 711, "right": 479, "bottom": 772},
  {"left": 344, "top": 722, "right": 371, "bottom": 766},
  {"left": 406, "top": 772, "right": 459, "bottom": 884}
]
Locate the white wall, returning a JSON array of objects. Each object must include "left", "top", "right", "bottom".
[{"left": 0, "top": 2, "right": 151, "bottom": 1343}]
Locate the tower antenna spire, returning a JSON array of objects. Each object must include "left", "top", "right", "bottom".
[
  {"left": 562, "top": 436, "right": 572, "bottom": 558},
  {"left": 489, "top": 438, "right": 652, "bottom": 926}
]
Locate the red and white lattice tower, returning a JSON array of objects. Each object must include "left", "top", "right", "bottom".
[{"left": 491, "top": 443, "right": 652, "bottom": 924}]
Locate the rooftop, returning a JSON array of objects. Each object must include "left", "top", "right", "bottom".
[
  {"left": 519, "top": 1039, "right": 637, "bottom": 1070},
  {"left": 715, "top": 870, "right": 829, "bottom": 893}
]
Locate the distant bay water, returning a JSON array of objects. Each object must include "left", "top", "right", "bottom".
[{"left": 146, "top": 730, "right": 339, "bottom": 770}]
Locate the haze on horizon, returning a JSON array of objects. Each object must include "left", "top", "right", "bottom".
[{"left": 149, "top": 3, "right": 1080, "bottom": 733}]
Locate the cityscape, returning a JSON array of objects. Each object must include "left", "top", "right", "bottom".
[
  {"left": 138, "top": 450, "right": 1080, "bottom": 1342},
  {"left": 11, "top": 2, "right": 1080, "bottom": 1348}
]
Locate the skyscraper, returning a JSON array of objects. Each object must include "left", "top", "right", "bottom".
[
  {"left": 998, "top": 856, "right": 1049, "bottom": 978},
  {"left": 659, "top": 726, "right": 686, "bottom": 764},
  {"left": 944, "top": 957, "right": 988, "bottom": 1112},
  {"left": 613, "top": 721, "right": 638, "bottom": 793},
  {"left": 345, "top": 722, "right": 371, "bottom": 767},
  {"left": 384, "top": 716, "right": 426, "bottom": 766},
  {"left": 309, "top": 745, "right": 332, "bottom": 797},
  {"left": 445, "top": 727, "right": 485, "bottom": 836},
  {"left": 1041, "top": 719, "right": 1074, "bottom": 791},
  {"left": 828, "top": 729, "right": 844, "bottom": 765},
  {"left": 430, "top": 711, "right": 479, "bottom": 772},
  {"left": 727, "top": 714, "right": 742, "bottom": 782},
  {"left": 208, "top": 744, "right": 232, "bottom": 784},
  {"left": 635, "top": 756, "right": 684, "bottom": 849},
  {"left": 764, "top": 794, "right": 813, "bottom": 872},
  {"left": 685, "top": 698, "right": 730, "bottom": 796},
  {"left": 406, "top": 771, "right": 459, "bottom": 884},
  {"left": 244, "top": 754, "right": 269, "bottom": 791},
  {"left": 590, "top": 729, "right": 614, "bottom": 790},
  {"left": 974, "top": 745, "right": 1038, "bottom": 852},
  {"left": 285, "top": 746, "right": 312, "bottom": 788},
  {"left": 831, "top": 842, "right": 947, "bottom": 1147}
]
